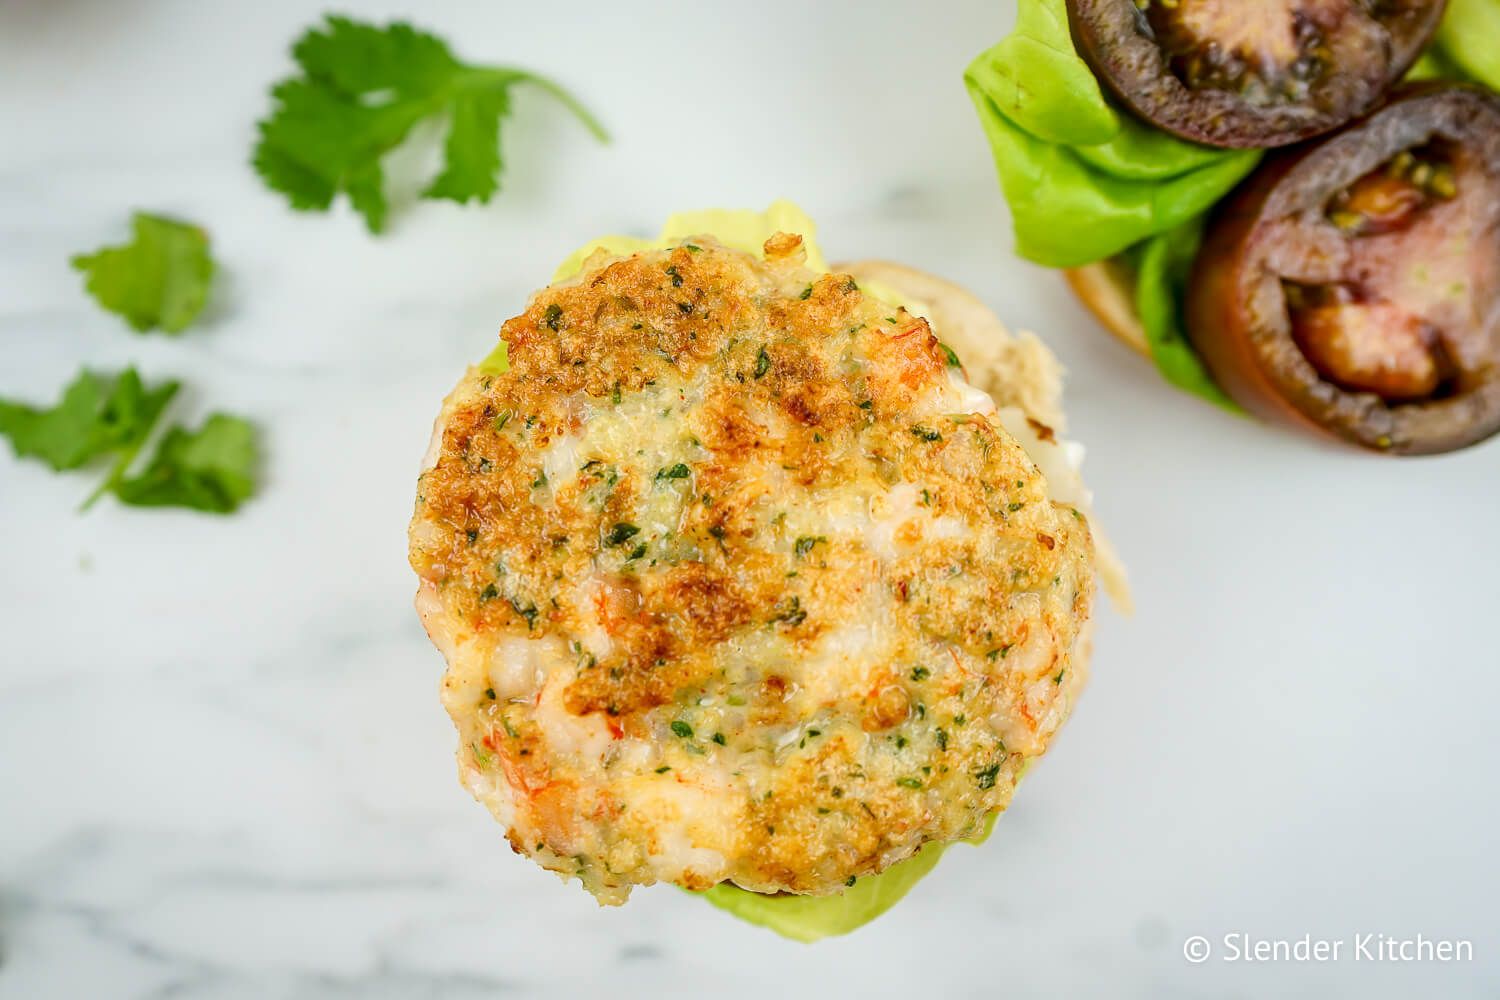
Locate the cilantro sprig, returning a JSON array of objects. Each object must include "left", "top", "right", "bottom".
[
  {"left": 71, "top": 213, "right": 216, "bottom": 334},
  {"left": 0, "top": 369, "right": 178, "bottom": 472},
  {"left": 0, "top": 368, "right": 259, "bottom": 515},
  {"left": 253, "top": 16, "right": 609, "bottom": 233},
  {"left": 108, "top": 415, "right": 259, "bottom": 514}
]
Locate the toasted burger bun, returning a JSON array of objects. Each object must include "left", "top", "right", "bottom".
[{"left": 1063, "top": 262, "right": 1148, "bottom": 357}]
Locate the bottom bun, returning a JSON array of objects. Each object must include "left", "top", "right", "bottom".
[{"left": 1063, "top": 261, "right": 1149, "bottom": 356}]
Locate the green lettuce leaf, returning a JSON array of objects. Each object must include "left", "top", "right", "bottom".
[
  {"left": 963, "top": 0, "right": 1260, "bottom": 269},
  {"left": 1407, "top": 43, "right": 1470, "bottom": 84},
  {"left": 1127, "top": 222, "right": 1240, "bottom": 412},
  {"left": 1435, "top": 0, "right": 1500, "bottom": 89},
  {"left": 477, "top": 340, "right": 510, "bottom": 375}
]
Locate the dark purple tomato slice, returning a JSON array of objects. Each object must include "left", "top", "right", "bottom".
[
  {"left": 1188, "top": 86, "right": 1500, "bottom": 455},
  {"left": 1066, "top": 0, "right": 1446, "bottom": 148}
]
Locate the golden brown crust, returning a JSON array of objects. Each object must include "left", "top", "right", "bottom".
[{"left": 410, "top": 237, "right": 1097, "bottom": 902}]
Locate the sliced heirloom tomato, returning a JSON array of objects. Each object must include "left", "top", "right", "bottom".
[
  {"left": 1066, "top": 0, "right": 1446, "bottom": 148},
  {"left": 1188, "top": 86, "right": 1500, "bottom": 455}
]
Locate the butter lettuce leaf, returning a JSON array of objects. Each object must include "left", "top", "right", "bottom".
[
  {"left": 1435, "top": 0, "right": 1500, "bottom": 89},
  {"left": 962, "top": 0, "right": 1258, "bottom": 408},
  {"left": 1128, "top": 222, "right": 1239, "bottom": 412},
  {"left": 552, "top": 200, "right": 827, "bottom": 283},
  {"left": 477, "top": 340, "right": 509, "bottom": 375},
  {"left": 963, "top": 0, "right": 1260, "bottom": 269}
]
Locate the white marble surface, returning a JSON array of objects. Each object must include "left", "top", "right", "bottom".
[{"left": 2, "top": 1, "right": 1498, "bottom": 997}]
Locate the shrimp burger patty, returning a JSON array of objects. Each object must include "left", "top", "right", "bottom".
[{"left": 409, "top": 204, "right": 1118, "bottom": 940}]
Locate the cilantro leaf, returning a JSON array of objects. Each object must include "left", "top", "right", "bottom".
[
  {"left": 112, "top": 415, "right": 259, "bottom": 514},
  {"left": 71, "top": 213, "right": 216, "bottom": 334},
  {"left": 0, "top": 368, "right": 178, "bottom": 471},
  {"left": 425, "top": 85, "right": 509, "bottom": 204},
  {"left": 292, "top": 17, "right": 460, "bottom": 96},
  {"left": 253, "top": 15, "right": 609, "bottom": 233},
  {"left": 1, "top": 369, "right": 258, "bottom": 515}
]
